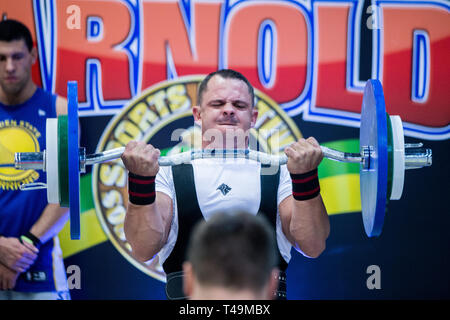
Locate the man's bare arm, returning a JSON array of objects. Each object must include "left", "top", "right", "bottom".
[
  {"left": 279, "top": 195, "right": 329, "bottom": 258},
  {"left": 124, "top": 192, "right": 173, "bottom": 261}
]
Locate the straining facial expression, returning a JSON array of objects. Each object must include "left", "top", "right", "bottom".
[{"left": 193, "top": 74, "right": 258, "bottom": 149}]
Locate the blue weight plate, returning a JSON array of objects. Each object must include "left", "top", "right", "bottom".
[
  {"left": 359, "top": 79, "right": 388, "bottom": 237},
  {"left": 67, "top": 81, "right": 81, "bottom": 240}
]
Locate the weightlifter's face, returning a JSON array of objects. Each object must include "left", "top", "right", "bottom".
[{"left": 193, "top": 75, "right": 258, "bottom": 149}]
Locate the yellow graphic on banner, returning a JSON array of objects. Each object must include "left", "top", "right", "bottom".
[
  {"left": 320, "top": 174, "right": 361, "bottom": 215},
  {"left": 59, "top": 208, "right": 107, "bottom": 258},
  {"left": 0, "top": 120, "right": 40, "bottom": 190}
]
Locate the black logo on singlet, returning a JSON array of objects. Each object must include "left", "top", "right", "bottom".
[{"left": 217, "top": 183, "right": 231, "bottom": 196}]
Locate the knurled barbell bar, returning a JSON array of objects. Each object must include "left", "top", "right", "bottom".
[{"left": 3, "top": 80, "right": 432, "bottom": 240}]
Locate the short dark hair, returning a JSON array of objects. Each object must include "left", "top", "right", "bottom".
[
  {"left": 0, "top": 19, "right": 33, "bottom": 52},
  {"left": 197, "top": 69, "right": 255, "bottom": 107},
  {"left": 186, "top": 212, "right": 278, "bottom": 292}
]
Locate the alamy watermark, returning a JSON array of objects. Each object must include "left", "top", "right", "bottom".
[
  {"left": 366, "top": 5, "right": 382, "bottom": 30},
  {"left": 66, "top": 264, "right": 81, "bottom": 290},
  {"left": 366, "top": 264, "right": 381, "bottom": 290},
  {"left": 66, "top": 5, "right": 81, "bottom": 30}
]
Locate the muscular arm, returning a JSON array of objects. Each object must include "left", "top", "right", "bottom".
[
  {"left": 279, "top": 195, "right": 329, "bottom": 258},
  {"left": 124, "top": 192, "right": 173, "bottom": 262},
  {"left": 280, "top": 137, "right": 330, "bottom": 258},
  {"left": 121, "top": 141, "right": 173, "bottom": 262}
]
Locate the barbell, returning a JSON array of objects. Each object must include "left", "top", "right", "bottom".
[{"left": 3, "top": 80, "right": 432, "bottom": 240}]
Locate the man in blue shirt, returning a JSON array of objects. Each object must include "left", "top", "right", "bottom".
[{"left": 0, "top": 19, "right": 70, "bottom": 300}]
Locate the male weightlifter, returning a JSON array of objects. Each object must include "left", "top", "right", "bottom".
[{"left": 121, "top": 69, "right": 330, "bottom": 299}]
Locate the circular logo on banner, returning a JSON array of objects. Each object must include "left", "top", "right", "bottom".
[
  {"left": 0, "top": 122, "right": 40, "bottom": 190},
  {"left": 93, "top": 75, "right": 302, "bottom": 282}
]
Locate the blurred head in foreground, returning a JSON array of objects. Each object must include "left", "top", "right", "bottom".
[{"left": 183, "top": 212, "right": 279, "bottom": 300}]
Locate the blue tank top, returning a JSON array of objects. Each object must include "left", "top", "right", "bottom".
[{"left": 0, "top": 87, "right": 61, "bottom": 292}]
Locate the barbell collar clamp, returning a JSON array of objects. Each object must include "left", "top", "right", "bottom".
[
  {"left": 14, "top": 149, "right": 88, "bottom": 173},
  {"left": 361, "top": 146, "right": 374, "bottom": 171},
  {"left": 79, "top": 148, "right": 87, "bottom": 174},
  {"left": 14, "top": 151, "right": 45, "bottom": 171},
  {"left": 404, "top": 145, "right": 432, "bottom": 169}
]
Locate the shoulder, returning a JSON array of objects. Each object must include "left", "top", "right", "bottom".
[
  {"left": 158, "top": 165, "right": 173, "bottom": 179},
  {"left": 34, "top": 88, "right": 67, "bottom": 116},
  {"left": 156, "top": 166, "right": 174, "bottom": 189},
  {"left": 55, "top": 96, "right": 68, "bottom": 116}
]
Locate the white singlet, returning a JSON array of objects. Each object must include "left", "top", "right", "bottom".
[{"left": 155, "top": 158, "right": 293, "bottom": 265}]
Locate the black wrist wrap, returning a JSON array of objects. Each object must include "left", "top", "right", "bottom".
[
  {"left": 290, "top": 168, "right": 320, "bottom": 201},
  {"left": 128, "top": 172, "right": 156, "bottom": 205}
]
